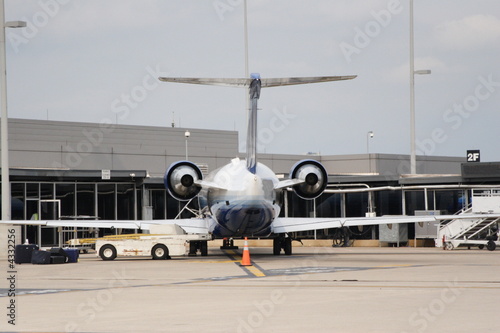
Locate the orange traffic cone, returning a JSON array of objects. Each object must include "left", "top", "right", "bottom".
[{"left": 241, "top": 237, "right": 252, "bottom": 266}]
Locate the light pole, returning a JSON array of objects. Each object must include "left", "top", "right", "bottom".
[
  {"left": 184, "top": 130, "right": 190, "bottom": 160},
  {"left": 1, "top": 0, "right": 26, "bottom": 220},
  {"left": 243, "top": 0, "right": 250, "bottom": 149},
  {"left": 367, "top": 131, "right": 374, "bottom": 173},
  {"left": 366, "top": 131, "right": 374, "bottom": 154},
  {"left": 244, "top": 0, "right": 249, "bottom": 79},
  {"left": 409, "top": 0, "right": 430, "bottom": 174}
]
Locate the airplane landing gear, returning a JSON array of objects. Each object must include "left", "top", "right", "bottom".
[
  {"left": 189, "top": 241, "right": 209, "bottom": 256},
  {"left": 220, "top": 238, "right": 238, "bottom": 250},
  {"left": 273, "top": 235, "right": 293, "bottom": 255}
]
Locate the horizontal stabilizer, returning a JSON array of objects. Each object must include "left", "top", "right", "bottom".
[
  {"left": 261, "top": 76, "right": 357, "bottom": 87},
  {"left": 159, "top": 77, "right": 250, "bottom": 87},
  {"left": 159, "top": 75, "right": 357, "bottom": 88}
]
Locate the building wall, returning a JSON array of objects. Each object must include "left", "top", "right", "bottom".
[
  {"left": 8, "top": 118, "right": 239, "bottom": 176},
  {"left": 6, "top": 118, "right": 465, "bottom": 176},
  {"left": 321, "top": 154, "right": 464, "bottom": 176},
  {"left": 0, "top": 119, "right": 491, "bottom": 257}
]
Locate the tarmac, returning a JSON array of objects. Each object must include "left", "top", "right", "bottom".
[{"left": 1, "top": 245, "right": 500, "bottom": 333}]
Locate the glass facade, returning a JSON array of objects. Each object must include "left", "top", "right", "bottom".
[
  {"left": 98, "top": 184, "right": 115, "bottom": 220},
  {"left": 57, "top": 184, "right": 76, "bottom": 218},
  {"left": 404, "top": 189, "right": 467, "bottom": 215},
  {"left": 10, "top": 181, "right": 139, "bottom": 221},
  {"left": 77, "top": 184, "right": 96, "bottom": 217},
  {"left": 1, "top": 178, "right": 483, "bottom": 245},
  {"left": 9, "top": 181, "right": 139, "bottom": 245},
  {"left": 151, "top": 189, "right": 166, "bottom": 219}
]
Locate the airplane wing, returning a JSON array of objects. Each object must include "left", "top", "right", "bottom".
[
  {"left": 5, "top": 213, "right": 499, "bottom": 238},
  {"left": 142, "top": 218, "right": 212, "bottom": 234},
  {"left": 272, "top": 213, "right": 500, "bottom": 234},
  {"left": 3, "top": 220, "right": 143, "bottom": 229},
  {"left": 3, "top": 218, "right": 213, "bottom": 235},
  {"left": 272, "top": 215, "right": 436, "bottom": 234}
]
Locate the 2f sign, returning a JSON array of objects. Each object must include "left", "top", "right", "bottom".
[{"left": 467, "top": 150, "right": 480, "bottom": 162}]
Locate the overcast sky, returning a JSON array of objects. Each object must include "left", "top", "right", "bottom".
[{"left": 4, "top": 1, "right": 500, "bottom": 161}]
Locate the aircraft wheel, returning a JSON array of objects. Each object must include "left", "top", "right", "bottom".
[
  {"left": 284, "top": 238, "right": 292, "bottom": 255},
  {"left": 444, "top": 242, "right": 454, "bottom": 251},
  {"left": 478, "top": 244, "right": 485, "bottom": 250},
  {"left": 200, "top": 241, "right": 208, "bottom": 256},
  {"left": 188, "top": 241, "right": 198, "bottom": 256},
  {"left": 152, "top": 244, "right": 169, "bottom": 260},
  {"left": 273, "top": 238, "right": 281, "bottom": 255},
  {"left": 99, "top": 244, "right": 117, "bottom": 261},
  {"left": 487, "top": 240, "right": 496, "bottom": 251}
]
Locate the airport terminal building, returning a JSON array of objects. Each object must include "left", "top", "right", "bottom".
[{"left": 2, "top": 118, "right": 500, "bottom": 246}]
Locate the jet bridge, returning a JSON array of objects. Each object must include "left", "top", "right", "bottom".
[{"left": 437, "top": 189, "right": 500, "bottom": 250}]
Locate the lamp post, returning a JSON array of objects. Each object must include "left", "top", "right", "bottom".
[
  {"left": 243, "top": 0, "right": 250, "bottom": 142},
  {"left": 184, "top": 130, "right": 190, "bottom": 160},
  {"left": 244, "top": 0, "right": 248, "bottom": 79},
  {"left": 367, "top": 131, "right": 374, "bottom": 173},
  {"left": 409, "top": 0, "right": 431, "bottom": 174},
  {"left": 366, "top": 131, "right": 374, "bottom": 154},
  {"left": 1, "top": 0, "right": 26, "bottom": 220}
]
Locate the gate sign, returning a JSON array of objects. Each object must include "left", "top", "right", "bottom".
[
  {"left": 467, "top": 150, "right": 480, "bottom": 162},
  {"left": 101, "top": 169, "right": 111, "bottom": 180}
]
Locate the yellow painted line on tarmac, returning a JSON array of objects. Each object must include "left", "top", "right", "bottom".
[
  {"left": 245, "top": 265, "right": 266, "bottom": 277},
  {"left": 187, "top": 260, "right": 240, "bottom": 263},
  {"left": 222, "top": 249, "right": 266, "bottom": 277}
]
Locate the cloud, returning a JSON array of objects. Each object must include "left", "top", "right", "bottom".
[
  {"left": 247, "top": 0, "right": 396, "bottom": 29},
  {"left": 434, "top": 14, "right": 500, "bottom": 50}
]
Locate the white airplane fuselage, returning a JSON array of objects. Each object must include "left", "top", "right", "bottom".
[{"left": 204, "top": 159, "right": 281, "bottom": 237}]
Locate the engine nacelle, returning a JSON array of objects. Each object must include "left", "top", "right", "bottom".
[
  {"left": 289, "top": 159, "right": 328, "bottom": 200},
  {"left": 164, "top": 161, "right": 203, "bottom": 201}
]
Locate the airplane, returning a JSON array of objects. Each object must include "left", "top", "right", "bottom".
[
  {"left": 158, "top": 73, "right": 357, "bottom": 254},
  {"left": 4, "top": 73, "right": 500, "bottom": 256}
]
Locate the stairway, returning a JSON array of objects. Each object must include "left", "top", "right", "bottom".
[{"left": 437, "top": 213, "right": 500, "bottom": 249}]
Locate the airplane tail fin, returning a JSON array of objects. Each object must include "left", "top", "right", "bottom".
[{"left": 159, "top": 75, "right": 357, "bottom": 174}]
